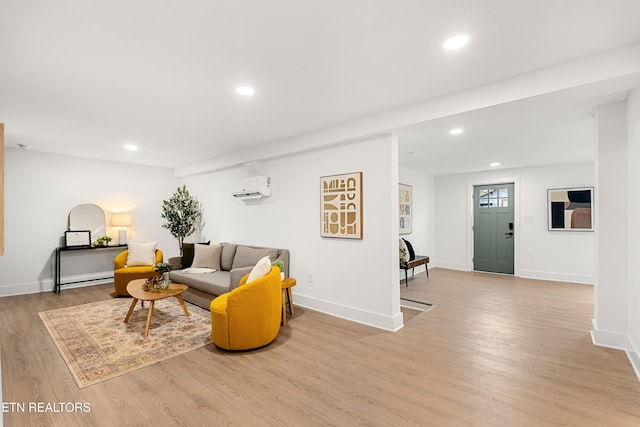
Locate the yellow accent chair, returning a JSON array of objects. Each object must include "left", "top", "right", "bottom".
[
  {"left": 113, "top": 249, "right": 164, "bottom": 296},
  {"left": 210, "top": 266, "right": 282, "bottom": 350}
]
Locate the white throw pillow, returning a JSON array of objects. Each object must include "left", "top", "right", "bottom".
[
  {"left": 399, "top": 238, "right": 408, "bottom": 265},
  {"left": 247, "top": 256, "right": 272, "bottom": 283},
  {"left": 191, "top": 244, "right": 222, "bottom": 270},
  {"left": 126, "top": 241, "right": 157, "bottom": 266}
]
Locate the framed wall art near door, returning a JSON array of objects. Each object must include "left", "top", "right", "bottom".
[
  {"left": 320, "top": 172, "right": 363, "bottom": 239},
  {"left": 547, "top": 187, "right": 594, "bottom": 231},
  {"left": 399, "top": 183, "right": 412, "bottom": 234}
]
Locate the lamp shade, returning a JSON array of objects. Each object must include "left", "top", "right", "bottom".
[{"left": 111, "top": 213, "right": 132, "bottom": 227}]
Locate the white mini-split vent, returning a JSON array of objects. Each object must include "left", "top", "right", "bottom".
[{"left": 232, "top": 176, "right": 271, "bottom": 200}]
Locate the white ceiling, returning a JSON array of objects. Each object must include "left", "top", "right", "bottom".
[{"left": 2, "top": 1, "right": 640, "bottom": 175}]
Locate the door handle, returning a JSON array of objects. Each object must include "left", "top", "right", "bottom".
[{"left": 505, "top": 232, "right": 513, "bottom": 237}]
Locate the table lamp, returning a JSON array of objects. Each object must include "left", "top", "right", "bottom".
[{"left": 111, "top": 213, "right": 132, "bottom": 245}]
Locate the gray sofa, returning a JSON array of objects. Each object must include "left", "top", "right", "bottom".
[{"left": 168, "top": 243, "right": 290, "bottom": 309}]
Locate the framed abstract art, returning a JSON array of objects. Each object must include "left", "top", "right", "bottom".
[
  {"left": 320, "top": 172, "right": 363, "bottom": 239},
  {"left": 547, "top": 187, "right": 594, "bottom": 231}
]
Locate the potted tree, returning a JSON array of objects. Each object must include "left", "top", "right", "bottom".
[{"left": 161, "top": 185, "right": 201, "bottom": 255}]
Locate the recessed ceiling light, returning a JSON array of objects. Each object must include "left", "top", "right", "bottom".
[
  {"left": 443, "top": 34, "right": 469, "bottom": 51},
  {"left": 236, "top": 86, "right": 255, "bottom": 96},
  {"left": 490, "top": 162, "right": 501, "bottom": 167},
  {"left": 124, "top": 144, "right": 138, "bottom": 151},
  {"left": 449, "top": 128, "right": 464, "bottom": 135}
]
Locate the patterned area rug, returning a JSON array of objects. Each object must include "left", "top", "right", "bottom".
[{"left": 39, "top": 298, "right": 212, "bottom": 388}]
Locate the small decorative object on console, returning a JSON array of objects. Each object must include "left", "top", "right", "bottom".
[{"left": 95, "top": 235, "right": 112, "bottom": 246}]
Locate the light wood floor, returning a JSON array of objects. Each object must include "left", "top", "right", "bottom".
[{"left": 2, "top": 268, "right": 640, "bottom": 426}]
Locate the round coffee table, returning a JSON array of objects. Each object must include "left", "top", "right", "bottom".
[{"left": 124, "top": 279, "right": 190, "bottom": 339}]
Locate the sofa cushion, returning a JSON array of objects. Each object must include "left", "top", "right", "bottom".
[
  {"left": 232, "top": 246, "right": 278, "bottom": 270},
  {"left": 247, "top": 256, "right": 272, "bottom": 284},
  {"left": 191, "top": 244, "right": 222, "bottom": 270},
  {"left": 181, "top": 241, "right": 210, "bottom": 268},
  {"left": 220, "top": 244, "right": 237, "bottom": 271},
  {"left": 230, "top": 266, "right": 253, "bottom": 291},
  {"left": 169, "top": 270, "right": 231, "bottom": 297},
  {"left": 126, "top": 241, "right": 157, "bottom": 266}
]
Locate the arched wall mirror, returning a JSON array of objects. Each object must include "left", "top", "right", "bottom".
[{"left": 68, "top": 203, "right": 105, "bottom": 242}]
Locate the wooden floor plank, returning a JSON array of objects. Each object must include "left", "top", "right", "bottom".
[{"left": 2, "top": 269, "right": 640, "bottom": 426}]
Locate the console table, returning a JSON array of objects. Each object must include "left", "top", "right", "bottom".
[{"left": 54, "top": 245, "right": 127, "bottom": 293}]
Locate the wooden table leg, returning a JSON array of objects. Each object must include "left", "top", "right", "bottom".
[
  {"left": 144, "top": 300, "right": 155, "bottom": 339},
  {"left": 176, "top": 294, "right": 190, "bottom": 317},
  {"left": 282, "top": 289, "right": 287, "bottom": 326},
  {"left": 287, "top": 288, "right": 294, "bottom": 315},
  {"left": 124, "top": 298, "right": 138, "bottom": 323}
]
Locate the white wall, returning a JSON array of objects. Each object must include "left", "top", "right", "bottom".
[
  {"left": 399, "top": 166, "right": 435, "bottom": 277},
  {"left": 180, "top": 134, "right": 403, "bottom": 331},
  {"left": 0, "top": 149, "right": 178, "bottom": 295},
  {"left": 434, "top": 162, "right": 595, "bottom": 284}
]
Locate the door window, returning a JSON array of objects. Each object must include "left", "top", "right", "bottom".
[{"left": 478, "top": 188, "right": 509, "bottom": 208}]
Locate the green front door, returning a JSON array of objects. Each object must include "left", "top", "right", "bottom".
[{"left": 473, "top": 183, "right": 514, "bottom": 274}]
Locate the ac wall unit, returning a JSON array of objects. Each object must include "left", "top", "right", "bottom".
[{"left": 232, "top": 176, "right": 271, "bottom": 200}]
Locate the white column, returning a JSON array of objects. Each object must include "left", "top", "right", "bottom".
[
  {"left": 626, "top": 89, "right": 640, "bottom": 375},
  {"left": 592, "top": 101, "right": 629, "bottom": 349}
]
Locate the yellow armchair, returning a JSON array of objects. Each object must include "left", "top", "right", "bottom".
[
  {"left": 113, "top": 249, "right": 163, "bottom": 296},
  {"left": 210, "top": 266, "right": 282, "bottom": 350}
]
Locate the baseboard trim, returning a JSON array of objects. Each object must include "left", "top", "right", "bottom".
[
  {"left": 590, "top": 328, "right": 630, "bottom": 350},
  {"left": 434, "top": 261, "right": 467, "bottom": 271},
  {"left": 294, "top": 294, "right": 403, "bottom": 332},
  {"left": 590, "top": 321, "right": 640, "bottom": 382},
  {"left": 519, "top": 269, "right": 594, "bottom": 285},
  {"left": 626, "top": 348, "right": 640, "bottom": 383},
  {"left": 0, "top": 272, "right": 114, "bottom": 297}
]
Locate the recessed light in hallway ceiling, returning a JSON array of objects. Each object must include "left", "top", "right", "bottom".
[
  {"left": 449, "top": 128, "right": 464, "bottom": 135},
  {"left": 443, "top": 34, "right": 469, "bottom": 51},
  {"left": 236, "top": 86, "right": 255, "bottom": 96}
]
